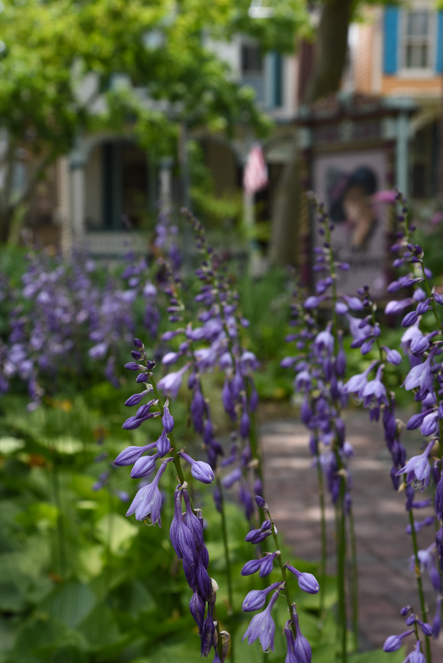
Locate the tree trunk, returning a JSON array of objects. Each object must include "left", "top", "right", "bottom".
[
  {"left": 269, "top": 0, "right": 352, "bottom": 267},
  {"left": 304, "top": 0, "right": 352, "bottom": 104}
]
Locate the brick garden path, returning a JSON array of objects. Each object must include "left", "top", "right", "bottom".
[{"left": 260, "top": 411, "right": 443, "bottom": 657}]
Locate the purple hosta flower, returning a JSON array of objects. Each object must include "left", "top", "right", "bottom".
[
  {"left": 189, "top": 591, "right": 206, "bottom": 631},
  {"left": 401, "top": 323, "right": 423, "bottom": 353},
  {"left": 245, "top": 520, "right": 273, "bottom": 544},
  {"left": 114, "top": 442, "right": 157, "bottom": 466},
  {"left": 239, "top": 483, "right": 254, "bottom": 521},
  {"left": 343, "top": 361, "right": 377, "bottom": 399},
  {"left": 314, "top": 325, "right": 334, "bottom": 357},
  {"left": 409, "top": 543, "right": 435, "bottom": 573},
  {"left": 156, "top": 429, "right": 171, "bottom": 457},
  {"left": 289, "top": 611, "right": 312, "bottom": 663},
  {"left": 191, "top": 386, "right": 205, "bottom": 433},
  {"left": 249, "top": 385, "right": 259, "bottom": 412},
  {"left": 241, "top": 552, "right": 279, "bottom": 578},
  {"left": 170, "top": 486, "right": 197, "bottom": 569},
  {"left": 385, "top": 298, "right": 415, "bottom": 315},
  {"left": 383, "top": 630, "right": 414, "bottom": 652},
  {"left": 122, "top": 411, "right": 160, "bottom": 430},
  {"left": 336, "top": 332, "right": 346, "bottom": 377},
  {"left": 200, "top": 612, "right": 217, "bottom": 657},
  {"left": 221, "top": 467, "right": 242, "bottom": 489},
  {"left": 382, "top": 346, "right": 402, "bottom": 366},
  {"left": 178, "top": 452, "right": 214, "bottom": 484},
  {"left": 242, "top": 581, "right": 283, "bottom": 612},
  {"left": 342, "top": 295, "right": 364, "bottom": 311},
  {"left": 285, "top": 564, "right": 319, "bottom": 594},
  {"left": 126, "top": 459, "right": 172, "bottom": 523},
  {"left": 114, "top": 489, "right": 130, "bottom": 503},
  {"left": 92, "top": 470, "right": 110, "bottom": 491},
  {"left": 420, "top": 410, "right": 439, "bottom": 436},
  {"left": 405, "top": 515, "right": 434, "bottom": 534},
  {"left": 294, "top": 370, "right": 312, "bottom": 393},
  {"left": 432, "top": 597, "right": 441, "bottom": 639},
  {"left": 304, "top": 295, "right": 324, "bottom": 309},
  {"left": 406, "top": 409, "right": 433, "bottom": 430},
  {"left": 410, "top": 332, "right": 436, "bottom": 357},
  {"left": 428, "top": 554, "right": 442, "bottom": 592},
  {"left": 240, "top": 406, "right": 250, "bottom": 439},
  {"left": 281, "top": 356, "right": 297, "bottom": 369},
  {"left": 242, "top": 586, "right": 281, "bottom": 652},
  {"left": 401, "top": 310, "right": 419, "bottom": 328},
  {"left": 130, "top": 453, "right": 160, "bottom": 478},
  {"left": 222, "top": 377, "right": 236, "bottom": 420},
  {"left": 396, "top": 440, "right": 435, "bottom": 490},
  {"left": 362, "top": 365, "right": 388, "bottom": 421},
  {"left": 335, "top": 301, "right": 348, "bottom": 315},
  {"left": 409, "top": 640, "right": 426, "bottom": 663},
  {"left": 157, "top": 364, "right": 189, "bottom": 399},
  {"left": 162, "top": 404, "right": 174, "bottom": 432},
  {"left": 402, "top": 347, "right": 437, "bottom": 398}
]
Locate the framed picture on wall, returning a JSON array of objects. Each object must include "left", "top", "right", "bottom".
[{"left": 313, "top": 149, "right": 389, "bottom": 297}]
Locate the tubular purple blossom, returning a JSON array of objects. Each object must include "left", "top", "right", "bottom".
[
  {"left": 178, "top": 452, "right": 214, "bottom": 484},
  {"left": 242, "top": 587, "right": 280, "bottom": 651}
]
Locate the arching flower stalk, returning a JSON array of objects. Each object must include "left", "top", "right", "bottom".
[
  {"left": 241, "top": 495, "right": 318, "bottom": 658},
  {"left": 282, "top": 195, "right": 360, "bottom": 659},
  {"left": 116, "top": 338, "right": 228, "bottom": 660},
  {"left": 347, "top": 189, "right": 443, "bottom": 662}
]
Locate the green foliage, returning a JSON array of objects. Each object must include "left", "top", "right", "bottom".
[{"left": 0, "top": 379, "right": 341, "bottom": 662}]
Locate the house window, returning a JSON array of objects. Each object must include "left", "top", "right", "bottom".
[
  {"left": 240, "top": 43, "right": 265, "bottom": 104},
  {"left": 402, "top": 10, "right": 432, "bottom": 70},
  {"left": 241, "top": 44, "right": 263, "bottom": 75}
]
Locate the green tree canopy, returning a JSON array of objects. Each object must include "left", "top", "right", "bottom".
[{"left": 0, "top": 0, "right": 309, "bottom": 241}]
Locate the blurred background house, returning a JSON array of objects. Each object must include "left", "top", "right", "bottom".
[
  {"left": 352, "top": 3, "right": 442, "bottom": 202},
  {"left": 19, "top": 2, "right": 443, "bottom": 257}
]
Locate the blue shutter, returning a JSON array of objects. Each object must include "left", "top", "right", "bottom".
[
  {"left": 273, "top": 53, "right": 283, "bottom": 107},
  {"left": 383, "top": 6, "right": 399, "bottom": 74},
  {"left": 436, "top": 11, "right": 443, "bottom": 73},
  {"left": 265, "top": 52, "right": 283, "bottom": 108}
]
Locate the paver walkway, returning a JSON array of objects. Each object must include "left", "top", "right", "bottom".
[{"left": 260, "top": 411, "right": 443, "bottom": 657}]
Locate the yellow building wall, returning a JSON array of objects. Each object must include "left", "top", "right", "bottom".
[{"left": 381, "top": 76, "right": 442, "bottom": 97}]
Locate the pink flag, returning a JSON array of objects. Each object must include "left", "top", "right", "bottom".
[{"left": 243, "top": 145, "right": 268, "bottom": 194}]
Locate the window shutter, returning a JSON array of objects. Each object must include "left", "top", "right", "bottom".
[
  {"left": 273, "top": 53, "right": 283, "bottom": 107},
  {"left": 436, "top": 11, "right": 443, "bottom": 73},
  {"left": 383, "top": 6, "right": 399, "bottom": 74},
  {"left": 264, "top": 51, "right": 283, "bottom": 108}
]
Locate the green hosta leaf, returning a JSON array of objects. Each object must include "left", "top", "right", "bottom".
[
  {"left": 15, "top": 502, "right": 59, "bottom": 531},
  {"left": 0, "top": 620, "right": 17, "bottom": 653},
  {"left": 95, "top": 513, "right": 138, "bottom": 556},
  {"left": 49, "top": 646, "right": 88, "bottom": 663},
  {"left": 78, "top": 603, "right": 122, "bottom": 650},
  {"left": 77, "top": 545, "right": 103, "bottom": 579},
  {"left": 112, "top": 579, "right": 156, "bottom": 617},
  {"left": 0, "top": 580, "right": 26, "bottom": 612},
  {"left": 14, "top": 615, "right": 86, "bottom": 660},
  {"left": 0, "top": 437, "right": 25, "bottom": 455},
  {"left": 41, "top": 579, "right": 96, "bottom": 628}
]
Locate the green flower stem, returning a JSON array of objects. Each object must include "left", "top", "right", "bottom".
[
  {"left": 216, "top": 477, "right": 234, "bottom": 616},
  {"left": 348, "top": 507, "right": 359, "bottom": 652},
  {"left": 268, "top": 509, "right": 297, "bottom": 638},
  {"left": 337, "top": 479, "right": 347, "bottom": 663},
  {"left": 315, "top": 441, "right": 327, "bottom": 625},
  {"left": 408, "top": 506, "right": 431, "bottom": 663},
  {"left": 324, "top": 220, "right": 349, "bottom": 661}
]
